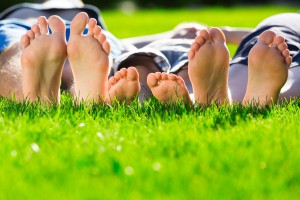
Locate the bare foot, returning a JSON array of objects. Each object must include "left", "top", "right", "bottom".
[
  {"left": 188, "top": 28, "right": 230, "bottom": 105},
  {"left": 107, "top": 67, "right": 141, "bottom": 104},
  {"left": 67, "top": 12, "right": 110, "bottom": 102},
  {"left": 147, "top": 72, "right": 192, "bottom": 104},
  {"left": 21, "top": 16, "right": 67, "bottom": 104},
  {"left": 243, "top": 30, "right": 292, "bottom": 106}
]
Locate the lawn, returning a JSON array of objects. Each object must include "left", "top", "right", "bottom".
[{"left": 1, "top": 6, "right": 300, "bottom": 200}]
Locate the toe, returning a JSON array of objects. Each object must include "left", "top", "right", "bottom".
[
  {"left": 27, "top": 30, "right": 35, "bottom": 40},
  {"left": 277, "top": 42, "right": 288, "bottom": 52},
  {"left": 147, "top": 73, "right": 159, "bottom": 87},
  {"left": 120, "top": 68, "right": 127, "bottom": 76},
  {"left": 21, "top": 35, "right": 30, "bottom": 48},
  {"left": 188, "top": 50, "right": 195, "bottom": 60},
  {"left": 258, "top": 30, "right": 276, "bottom": 45},
  {"left": 87, "top": 18, "right": 97, "bottom": 36},
  {"left": 176, "top": 76, "right": 185, "bottom": 85},
  {"left": 191, "top": 42, "right": 200, "bottom": 51},
  {"left": 195, "top": 35, "right": 205, "bottom": 46},
  {"left": 209, "top": 27, "right": 226, "bottom": 43},
  {"left": 274, "top": 35, "right": 285, "bottom": 46},
  {"left": 127, "top": 67, "right": 139, "bottom": 81},
  {"left": 154, "top": 72, "right": 162, "bottom": 80},
  {"left": 102, "top": 40, "right": 110, "bottom": 55},
  {"left": 93, "top": 26, "right": 101, "bottom": 39},
  {"left": 98, "top": 32, "right": 106, "bottom": 45},
  {"left": 70, "top": 12, "right": 88, "bottom": 36},
  {"left": 168, "top": 74, "right": 177, "bottom": 81},
  {"left": 282, "top": 49, "right": 290, "bottom": 58},
  {"left": 286, "top": 56, "right": 292, "bottom": 65},
  {"left": 48, "top": 15, "right": 66, "bottom": 34},
  {"left": 114, "top": 71, "right": 123, "bottom": 80},
  {"left": 31, "top": 24, "right": 41, "bottom": 38},
  {"left": 108, "top": 76, "right": 117, "bottom": 85},
  {"left": 37, "top": 16, "right": 48, "bottom": 35},
  {"left": 161, "top": 73, "right": 168, "bottom": 80}
]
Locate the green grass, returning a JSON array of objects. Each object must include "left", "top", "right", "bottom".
[{"left": 1, "top": 6, "right": 300, "bottom": 200}]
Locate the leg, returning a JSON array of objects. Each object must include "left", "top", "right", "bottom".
[
  {"left": 0, "top": 43, "right": 23, "bottom": 100},
  {"left": 67, "top": 12, "right": 110, "bottom": 102},
  {"left": 242, "top": 30, "right": 292, "bottom": 106},
  {"left": 21, "top": 16, "right": 67, "bottom": 104},
  {"left": 188, "top": 28, "right": 230, "bottom": 105}
]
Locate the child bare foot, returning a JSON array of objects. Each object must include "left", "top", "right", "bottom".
[
  {"left": 243, "top": 30, "right": 292, "bottom": 106},
  {"left": 147, "top": 72, "right": 192, "bottom": 104},
  {"left": 107, "top": 67, "right": 140, "bottom": 104},
  {"left": 21, "top": 16, "right": 67, "bottom": 104},
  {"left": 188, "top": 28, "right": 230, "bottom": 105},
  {"left": 67, "top": 12, "right": 110, "bottom": 102}
]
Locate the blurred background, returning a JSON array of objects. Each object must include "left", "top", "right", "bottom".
[{"left": 1, "top": 0, "right": 299, "bottom": 11}]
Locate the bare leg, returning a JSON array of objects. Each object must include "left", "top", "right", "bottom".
[
  {"left": 243, "top": 30, "right": 292, "bottom": 106},
  {"left": 147, "top": 72, "right": 192, "bottom": 104},
  {"left": 67, "top": 12, "right": 110, "bottom": 102},
  {"left": 0, "top": 43, "right": 23, "bottom": 100},
  {"left": 107, "top": 67, "right": 140, "bottom": 104},
  {"left": 21, "top": 16, "right": 67, "bottom": 104},
  {"left": 188, "top": 28, "right": 230, "bottom": 105}
]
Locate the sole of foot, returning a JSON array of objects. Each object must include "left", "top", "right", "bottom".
[
  {"left": 67, "top": 12, "right": 110, "bottom": 103},
  {"left": 21, "top": 15, "right": 67, "bottom": 104},
  {"left": 243, "top": 30, "right": 292, "bottom": 106},
  {"left": 107, "top": 67, "right": 141, "bottom": 105},
  {"left": 147, "top": 72, "right": 192, "bottom": 104},
  {"left": 188, "top": 28, "right": 230, "bottom": 106}
]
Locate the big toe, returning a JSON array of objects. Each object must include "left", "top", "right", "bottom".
[
  {"left": 48, "top": 15, "right": 66, "bottom": 34},
  {"left": 147, "top": 73, "right": 159, "bottom": 88},
  {"left": 127, "top": 67, "right": 139, "bottom": 81},
  {"left": 209, "top": 28, "right": 226, "bottom": 43},
  {"left": 258, "top": 30, "right": 276, "bottom": 45},
  {"left": 70, "top": 12, "right": 89, "bottom": 35}
]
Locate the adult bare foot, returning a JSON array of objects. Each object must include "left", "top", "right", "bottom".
[
  {"left": 147, "top": 72, "right": 192, "bottom": 104},
  {"left": 243, "top": 30, "right": 292, "bottom": 106},
  {"left": 107, "top": 67, "right": 140, "bottom": 104},
  {"left": 67, "top": 12, "right": 110, "bottom": 102},
  {"left": 188, "top": 28, "right": 230, "bottom": 105},
  {"left": 21, "top": 15, "right": 67, "bottom": 104}
]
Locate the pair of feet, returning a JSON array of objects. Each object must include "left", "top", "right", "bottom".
[
  {"left": 21, "top": 12, "right": 129, "bottom": 104},
  {"left": 21, "top": 12, "right": 292, "bottom": 106},
  {"left": 147, "top": 28, "right": 291, "bottom": 107}
]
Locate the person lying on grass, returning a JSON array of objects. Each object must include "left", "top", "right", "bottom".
[{"left": 0, "top": 0, "right": 299, "bottom": 107}]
